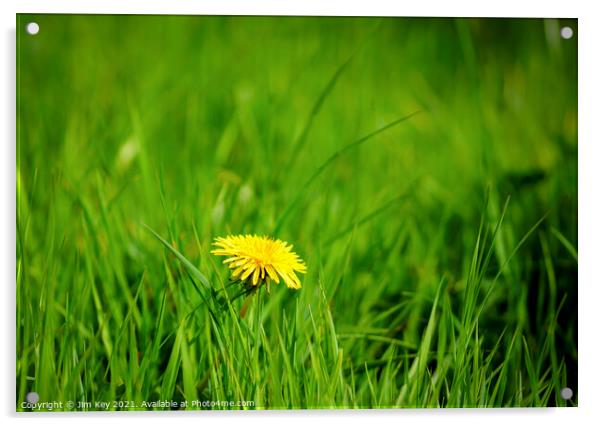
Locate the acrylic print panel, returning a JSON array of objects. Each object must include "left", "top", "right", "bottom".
[{"left": 16, "top": 14, "right": 577, "bottom": 411}]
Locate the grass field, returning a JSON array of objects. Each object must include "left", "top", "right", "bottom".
[{"left": 16, "top": 15, "right": 578, "bottom": 410}]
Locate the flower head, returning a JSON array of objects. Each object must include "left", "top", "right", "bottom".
[{"left": 211, "top": 234, "right": 306, "bottom": 290}]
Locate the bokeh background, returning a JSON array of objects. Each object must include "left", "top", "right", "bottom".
[{"left": 17, "top": 15, "right": 577, "bottom": 409}]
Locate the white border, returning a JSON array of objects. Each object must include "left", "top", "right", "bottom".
[
  {"left": 3, "top": 1, "right": 601, "bottom": 425},
  {"left": 8, "top": 0, "right": 581, "bottom": 17}
]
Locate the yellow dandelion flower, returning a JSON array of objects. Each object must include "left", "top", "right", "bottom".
[{"left": 211, "top": 234, "right": 306, "bottom": 290}]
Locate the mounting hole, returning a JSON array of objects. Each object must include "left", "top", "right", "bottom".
[
  {"left": 26, "top": 22, "right": 40, "bottom": 35},
  {"left": 560, "top": 26, "right": 573, "bottom": 40},
  {"left": 560, "top": 387, "right": 573, "bottom": 400},
  {"left": 25, "top": 391, "right": 39, "bottom": 404}
]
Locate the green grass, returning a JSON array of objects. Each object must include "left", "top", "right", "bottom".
[{"left": 16, "top": 15, "right": 577, "bottom": 410}]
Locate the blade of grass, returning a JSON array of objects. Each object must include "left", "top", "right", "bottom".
[
  {"left": 322, "top": 187, "right": 415, "bottom": 245},
  {"left": 142, "top": 223, "right": 213, "bottom": 292},
  {"left": 273, "top": 111, "right": 420, "bottom": 234}
]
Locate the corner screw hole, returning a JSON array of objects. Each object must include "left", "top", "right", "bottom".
[{"left": 26, "top": 22, "right": 40, "bottom": 35}]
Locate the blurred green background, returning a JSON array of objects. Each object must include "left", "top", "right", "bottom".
[{"left": 17, "top": 15, "right": 577, "bottom": 409}]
